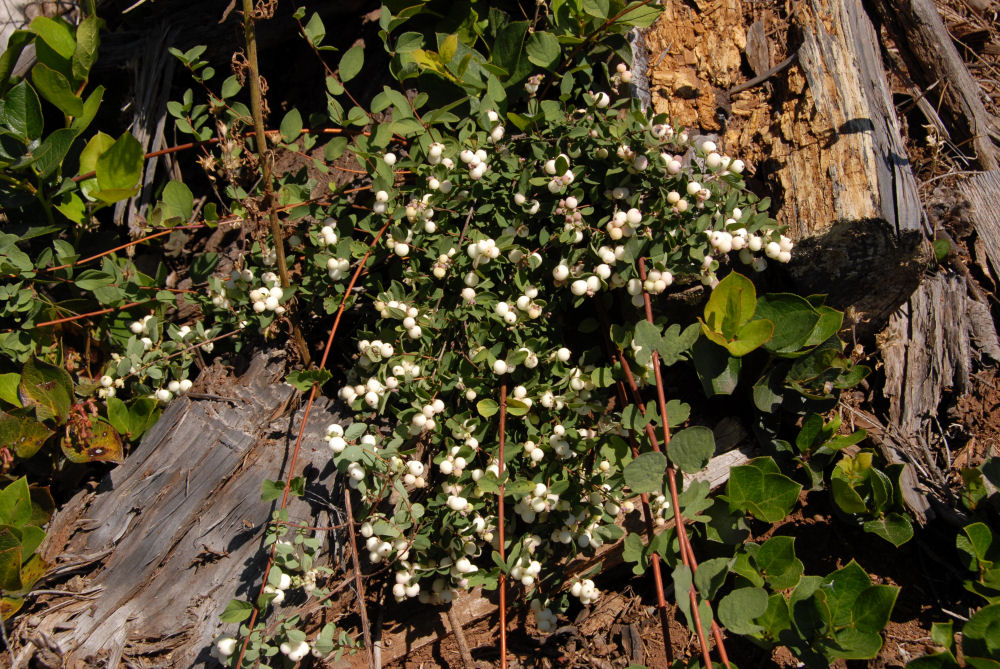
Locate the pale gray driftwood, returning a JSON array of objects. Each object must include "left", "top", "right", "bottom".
[{"left": 20, "top": 353, "right": 343, "bottom": 668}]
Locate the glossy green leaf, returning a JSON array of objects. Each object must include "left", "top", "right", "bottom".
[
  {"left": 755, "top": 536, "right": 804, "bottom": 590},
  {"left": 0, "top": 478, "right": 32, "bottom": 527},
  {"left": 96, "top": 131, "right": 143, "bottom": 192},
  {"left": 863, "top": 513, "right": 913, "bottom": 547},
  {"left": 220, "top": 598, "right": 254, "bottom": 623},
  {"left": 753, "top": 293, "right": 820, "bottom": 355},
  {"left": 71, "top": 16, "right": 100, "bottom": 82},
  {"left": 161, "top": 180, "right": 193, "bottom": 221},
  {"left": 18, "top": 357, "right": 73, "bottom": 422},
  {"left": 0, "top": 411, "right": 53, "bottom": 459},
  {"left": 1, "top": 80, "right": 44, "bottom": 140},
  {"left": 727, "top": 457, "right": 801, "bottom": 522},
  {"left": 0, "top": 374, "right": 21, "bottom": 407},
  {"left": 31, "top": 63, "right": 82, "bottom": 116},
  {"left": 962, "top": 603, "right": 1000, "bottom": 661},
  {"left": 692, "top": 338, "right": 741, "bottom": 397},
  {"left": 477, "top": 399, "right": 499, "bottom": 418},
  {"left": 280, "top": 108, "right": 303, "bottom": 143},
  {"left": 29, "top": 16, "right": 76, "bottom": 60}
]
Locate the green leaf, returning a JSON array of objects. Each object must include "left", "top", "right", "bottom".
[
  {"left": 71, "top": 16, "right": 100, "bottom": 82},
  {"left": 31, "top": 63, "right": 82, "bottom": 116},
  {"left": 692, "top": 338, "right": 741, "bottom": 396},
  {"left": 127, "top": 398, "right": 160, "bottom": 438},
  {"left": 477, "top": 399, "right": 499, "bottom": 418},
  {"left": 280, "top": 108, "right": 303, "bottom": 143},
  {"left": 0, "top": 374, "right": 21, "bottom": 407},
  {"left": 61, "top": 419, "right": 124, "bottom": 464},
  {"left": 106, "top": 396, "right": 130, "bottom": 436},
  {"left": 0, "top": 31, "right": 34, "bottom": 94},
  {"left": 339, "top": 44, "right": 364, "bottom": 82},
  {"left": 863, "top": 513, "right": 913, "bottom": 547},
  {"left": 28, "top": 127, "right": 76, "bottom": 177},
  {"left": 962, "top": 603, "right": 1000, "bottom": 660},
  {"left": 718, "top": 587, "right": 768, "bottom": 634},
  {"left": 753, "top": 293, "right": 821, "bottom": 355},
  {"left": 525, "top": 31, "right": 561, "bottom": 70},
  {"left": 1, "top": 80, "right": 44, "bottom": 140},
  {"left": 615, "top": 1, "right": 664, "bottom": 28},
  {"left": 491, "top": 21, "right": 531, "bottom": 83},
  {"left": 0, "top": 411, "right": 52, "bottom": 460},
  {"left": 668, "top": 425, "right": 714, "bottom": 474},
  {"left": 623, "top": 451, "right": 667, "bottom": 494},
  {"left": 0, "top": 478, "right": 33, "bottom": 527},
  {"left": 161, "top": 180, "right": 193, "bottom": 221},
  {"left": 755, "top": 536, "right": 804, "bottom": 590},
  {"left": 189, "top": 252, "right": 218, "bottom": 283},
  {"left": 0, "top": 527, "right": 24, "bottom": 590},
  {"left": 303, "top": 13, "right": 326, "bottom": 46},
  {"left": 702, "top": 272, "right": 757, "bottom": 339},
  {"left": 29, "top": 16, "right": 76, "bottom": 60},
  {"left": 582, "top": 0, "right": 610, "bottom": 18},
  {"left": 220, "top": 75, "right": 241, "bottom": 99},
  {"left": 285, "top": 369, "right": 332, "bottom": 392},
  {"left": 693, "top": 557, "right": 730, "bottom": 599},
  {"left": 18, "top": 357, "right": 73, "bottom": 423},
  {"left": 727, "top": 457, "right": 802, "bottom": 522},
  {"left": 261, "top": 479, "right": 284, "bottom": 502},
  {"left": 220, "top": 598, "right": 255, "bottom": 623},
  {"left": 96, "top": 131, "right": 143, "bottom": 192},
  {"left": 324, "top": 137, "right": 348, "bottom": 161}
]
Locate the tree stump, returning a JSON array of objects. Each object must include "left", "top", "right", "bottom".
[{"left": 18, "top": 352, "right": 342, "bottom": 668}]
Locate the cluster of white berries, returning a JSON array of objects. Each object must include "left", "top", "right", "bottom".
[
  {"left": 698, "top": 139, "right": 745, "bottom": 176},
  {"left": 437, "top": 443, "right": 470, "bottom": 476},
  {"left": 409, "top": 398, "right": 445, "bottom": 434},
  {"left": 543, "top": 153, "right": 575, "bottom": 193},
  {"left": 426, "top": 141, "right": 454, "bottom": 170},
  {"left": 317, "top": 221, "right": 338, "bottom": 247},
  {"left": 154, "top": 378, "right": 192, "bottom": 403},
  {"left": 97, "top": 373, "right": 125, "bottom": 399},
  {"left": 263, "top": 571, "right": 292, "bottom": 606},
  {"left": 514, "top": 482, "right": 560, "bottom": 524},
  {"left": 459, "top": 147, "right": 490, "bottom": 181},
  {"left": 279, "top": 638, "right": 310, "bottom": 662},
  {"left": 467, "top": 236, "right": 501, "bottom": 267},
  {"left": 129, "top": 314, "right": 155, "bottom": 338},
  {"left": 531, "top": 600, "right": 558, "bottom": 633},
  {"left": 513, "top": 191, "right": 542, "bottom": 215},
  {"left": 249, "top": 272, "right": 285, "bottom": 315},
  {"left": 494, "top": 287, "right": 542, "bottom": 324},
  {"left": 569, "top": 577, "right": 601, "bottom": 605},
  {"left": 608, "top": 206, "right": 645, "bottom": 241},
  {"left": 616, "top": 144, "right": 650, "bottom": 173},
  {"left": 510, "top": 557, "right": 543, "bottom": 587},
  {"left": 484, "top": 109, "right": 505, "bottom": 143},
  {"left": 373, "top": 189, "right": 391, "bottom": 215},
  {"left": 615, "top": 62, "right": 632, "bottom": 84}
]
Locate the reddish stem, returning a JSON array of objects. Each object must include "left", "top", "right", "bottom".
[
  {"left": 638, "top": 258, "right": 729, "bottom": 668},
  {"left": 234, "top": 219, "right": 391, "bottom": 669},
  {"left": 497, "top": 380, "right": 508, "bottom": 669}
]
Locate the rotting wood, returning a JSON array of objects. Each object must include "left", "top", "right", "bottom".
[
  {"left": 19, "top": 352, "right": 343, "bottom": 668},
  {"left": 960, "top": 171, "right": 1000, "bottom": 284},
  {"left": 874, "top": 0, "right": 1000, "bottom": 170},
  {"left": 778, "top": 0, "right": 928, "bottom": 331}
]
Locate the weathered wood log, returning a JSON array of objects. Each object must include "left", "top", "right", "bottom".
[
  {"left": 18, "top": 353, "right": 342, "bottom": 668},
  {"left": 874, "top": 0, "right": 1000, "bottom": 170},
  {"left": 779, "top": 0, "right": 928, "bottom": 333}
]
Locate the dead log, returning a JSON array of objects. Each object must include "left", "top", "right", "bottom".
[
  {"left": 778, "top": 0, "right": 929, "bottom": 333},
  {"left": 18, "top": 353, "right": 342, "bottom": 668},
  {"left": 873, "top": 0, "right": 1000, "bottom": 170}
]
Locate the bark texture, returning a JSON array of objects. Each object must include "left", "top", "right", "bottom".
[{"left": 20, "top": 353, "right": 342, "bottom": 668}]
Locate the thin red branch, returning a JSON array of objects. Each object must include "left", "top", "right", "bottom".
[
  {"left": 498, "top": 380, "right": 508, "bottom": 669},
  {"left": 596, "top": 301, "right": 675, "bottom": 662},
  {"left": 638, "top": 258, "right": 729, "bottom": 668},
  {"left": 234, "top": 219, "right": 391, "bottom": 668},
  {"left": 345, "top": 489, "right": 376, "bottom": 669}
]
